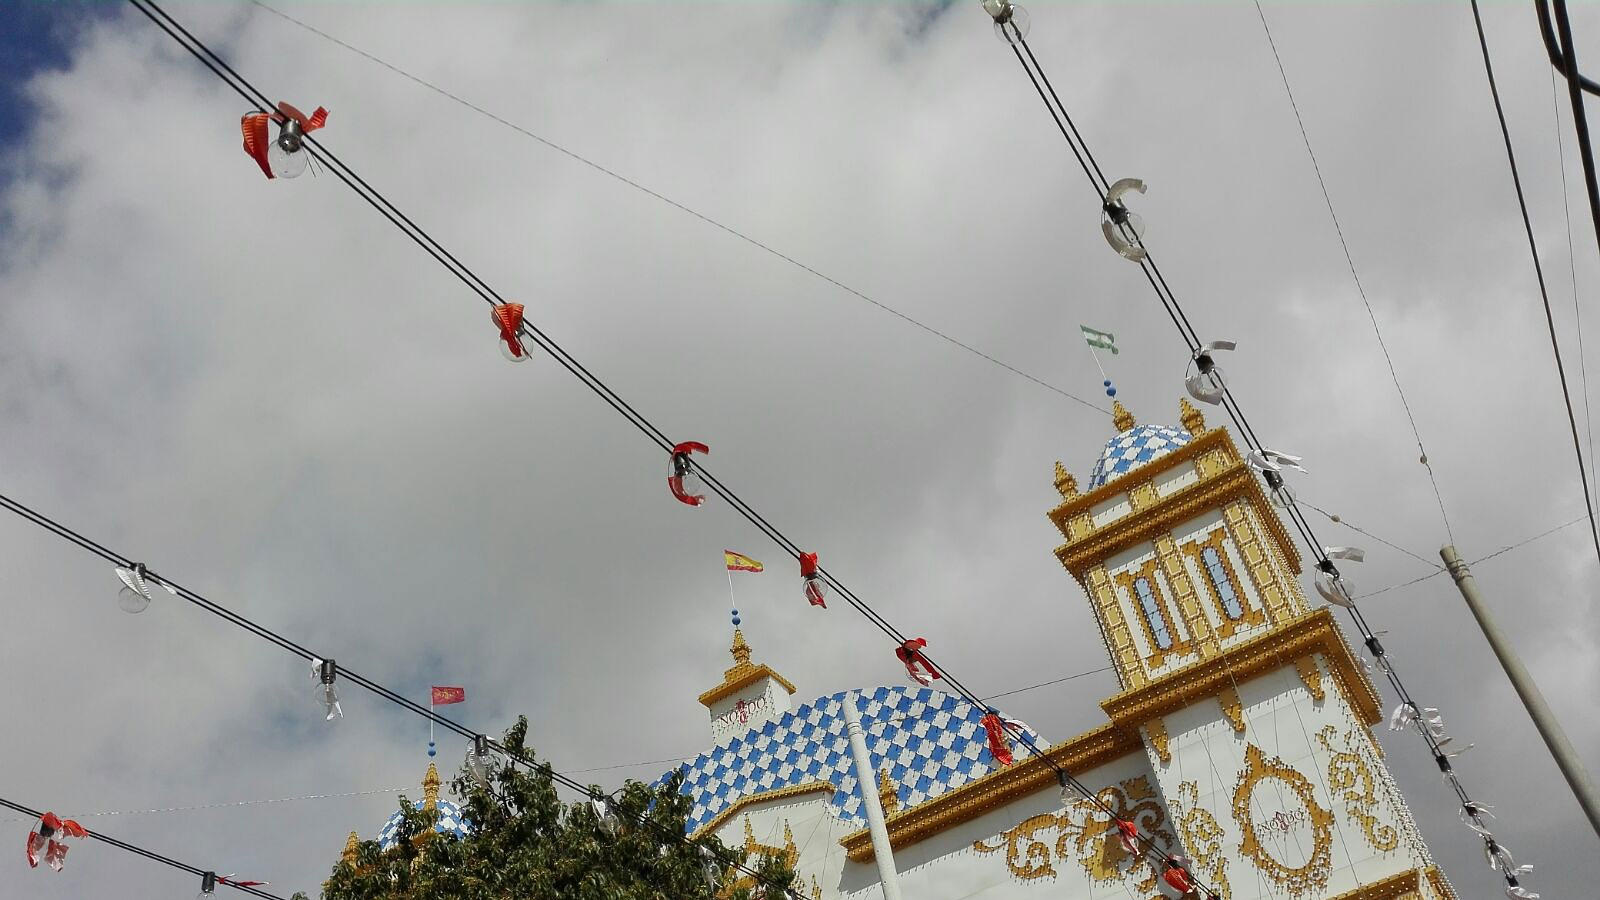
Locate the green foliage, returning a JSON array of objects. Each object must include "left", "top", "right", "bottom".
[{"left": 304, "top": 717, "right": 794, "bottom": 900}]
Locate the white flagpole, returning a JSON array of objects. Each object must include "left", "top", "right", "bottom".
[
  {"left": 726, "top": 565, "right": 736, "bottom": 611},
  {"left": 1087, "top": 345, "right": 1108, "bottom": 382}
]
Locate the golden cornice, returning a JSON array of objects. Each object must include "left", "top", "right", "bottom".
[
  {"left": 1325, "top": 866, "right": 1425, "bottom": 900},
  {"left": 840, "top": 722, "right": 1143, "bottom": 862},
  {"left": 1425, "top": 865, "right": 1458, "bottom": 900},
  {"left": 1053, "top": 447, "right": 1301, "bottom": 578},
  {"left": 1050, "top": 429, "right": 1233, "bottom": 529},
  {"left": 1100, "top": 608, "right": 1382, "bottom": 731},
  {"left": 698, "top": 663, "right": 798, "bottom": 708},
  {"left": 690, "top": 781, "right": 836, "bottom": 841}
]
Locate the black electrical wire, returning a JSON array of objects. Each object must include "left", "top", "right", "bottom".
[
  {"left": 1474, "top": 0, "right": 1600, "bottom": 570},
  {"left": 0, "top": 796, "right": 286, "bottom": 899},
  {"left": 116, "top": 2, "right": 1211, "bottom": 882},
  {"left": 997, "top": 8, "right": 1527, "bottom": 892},
  {"left": 1538, "top": 0, "right": 1600, "bottom": 96}
]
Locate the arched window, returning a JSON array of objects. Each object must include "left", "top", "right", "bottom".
[
  {"left": 1132, "top": 577, "right": 1174, "bottom": 650},
  {"left": 1202, "top": 546, "right": 1244, "bottom": 619}
]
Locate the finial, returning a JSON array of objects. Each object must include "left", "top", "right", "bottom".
[
  {"left": 422, "top": 762, "right": 441, "bottom": 810},
  {"left": 1103, "top": 377, "right": 1117, "bottom": 399},
  {"left": 1053, "top": 461, "right": 1079, "bottom": 499},
  {"left": 730, "top": 626, "right": 752, "bottom": 668},
  {"left": 341, "top": 831, "right": 360, "bottom": 864},
  {"left": 877, "top": 769, "right": 899, "bottom": 814},
  {"left": 1111, "top": 399, "right": 1136, "bottom": 433},
  {"left": 1178, "top": 397, "right": 1206, "bottom": 436}
]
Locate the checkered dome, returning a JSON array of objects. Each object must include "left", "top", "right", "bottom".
[
  {"left": 375, "top": 799, "right": 471, "bottom": 850},
  {"left": 663, "top": 685, "right": 1040, "bottom": 834},
  {"left": 1088, "top": 423, "right": 1191, "bottom": 489}
]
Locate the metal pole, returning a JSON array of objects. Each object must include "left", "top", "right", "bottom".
[
  {"left": 841, "top": 692, "right": 905, "bottom": 900},
  {"left": 1441, "top": 544, "right": 1600, "bottom": 842}
]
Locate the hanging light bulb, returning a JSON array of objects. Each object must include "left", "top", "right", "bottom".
[
  {"left": 311, "top": 657, "right": 342, "bottom": 720},
  {"left": 1314, "top": 546, "right": 1363, "bottom": 608},
  {"left": 1101, "top": 178, "right": 1149, "bottom": 261},
  {"left": 1245, "top": 448, "right": 1305, "bottom": 509},
  {"left": 114, "top": 562, "right": 175, "bottom": 614},
  {"left": 197, "top": 871, "right": 217, "bottom": 899},
  {"left": 1184, "top": 340, "right": 1236, "bottom": 405},
  {"left": 466, "top": 735, "right": 494, "bottom": 791},
  {"left": 268, "top": 117, "right": 310, "bottom": 179},
  {"left": 980, "top": 0, "right": 1030, "bottom": 44},
  {"left": 667, "top": 441, "right": 710, "bottom": 506}
]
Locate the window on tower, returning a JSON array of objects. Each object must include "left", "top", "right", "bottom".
[
  {"left": 1202, "top": 546, "right": 1244, "bottom": 619},
  {"left": 1132, "top": 577, "right": 1174, "bottom": 650}
]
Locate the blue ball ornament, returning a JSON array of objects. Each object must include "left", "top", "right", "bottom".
[{"left": 427, "top": 741, "right": 437, "bottom": 758}]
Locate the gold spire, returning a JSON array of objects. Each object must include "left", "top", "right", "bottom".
[
  {"left": 422, "top": 762, "right": 441, "bottom": 811},
  {"left": 1053, "top": 460, "right": 1079, "bottom": 499},
  {"left": 729, "top": 628, "right": 753, "bottom": 672},
  {"left": 341, "top": 831, "right": 360, "bottom": 864},
  {"left": 1111, "top": 399, "right": 1136, "bottom": 433},
  {"left": 1179, "top": 396, "right": 1206, "bottom": 437},
  {"left": 877, "top": 769, "right": 899, "bottom": 814}
]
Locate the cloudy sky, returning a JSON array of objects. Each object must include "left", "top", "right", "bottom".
[{"left": 2, "top": 1, "right": 1598, "bottom": 897}]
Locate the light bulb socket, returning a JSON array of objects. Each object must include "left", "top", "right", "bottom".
[
  {"left": 1102, "top": 200, "right": 1129, "bottom": 224},
  {"left": 1263, "top": 469, "right": 1284, "bottom": 490},
  {"left": 201, "top": 871, "right": 217, "bottom": 893},
  {"left": 1364, "top": 636, "right": 1384, "bottom": 657},
  {"left": 474, "top": 735, "right": 489, "bottom": 756},
  {"left": 1193, "top": 351, "right": 1215, "bottom": 374},
  {"left": 277, "top": 117, "right": 304, "bottom": 152},
  {"left": 1316, "top": 559, "right": 1336, "bottom": 576},
  {"left": 1436, "top": 753, "right": 1453, "bottom": 773},
  {"left": 671, "top": 452, "right": 691, "bottom": 477},
  {"left": 319, "top": 659, "right": 337, "bottom": 685}
]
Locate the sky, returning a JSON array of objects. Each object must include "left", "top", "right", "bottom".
[{"left": 1, "top": 1, "right": 1598, "bottom": 898}]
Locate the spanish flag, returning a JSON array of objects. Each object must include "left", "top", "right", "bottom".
[{"left": 724, "top": 550, "right": 764, "bottom": 573}]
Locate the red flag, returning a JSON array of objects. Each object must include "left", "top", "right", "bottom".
[{"left": 431, "top": 686, "right": 465, "bottom": 705}]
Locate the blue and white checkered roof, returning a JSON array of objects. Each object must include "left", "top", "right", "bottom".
[
  {"left": 376, "top": 799, "right": 471, "bottom": 850},
  {"left": 661, "top": 685, "right": 1040, "bottom": 835},
  {"left": 1088, "top": 423, "right": 1191, "bottom": 489}
]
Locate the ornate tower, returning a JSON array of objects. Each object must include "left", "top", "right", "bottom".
[
  {"left": 699, "top": 621, "right": 797, "bottom": 746},
  {"left": 1049, "top": 398, "right": 1454, "bottom": 899}
]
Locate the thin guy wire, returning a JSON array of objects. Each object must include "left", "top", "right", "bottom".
[
  {"left": 1469, "top": 0, "right": 1600, "bottom": 568},
  {"left": 245, "top": 0, "right": 1106, "bottom": 415},
  {"left": 1251, "top": 0, "right": 1456, "bottom": 544},
  {"left": 0, "top": 796, "right": 285, "bottom": 899},
  {"left": 1298, "top": 500, "right": 1442, "bottom": 570},
  {"left": 124, "top": 5, "right": 1195, "bottom": 881},
  {"left": 1551, "top": 62, "right": 1599, "bottom": 515},
  {"left": 0, "top": 787, "right": 408, "bottom": 824}
]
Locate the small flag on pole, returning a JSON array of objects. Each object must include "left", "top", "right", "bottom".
[
  {"left": 1080, "top": 325, "right": 1118, "bottom": 355},
  {"left": 724, "top": 551, "right": 764, "bottom": 573},
  {"left": 431, "top": 686, "right": 466, "bottom": 705}
]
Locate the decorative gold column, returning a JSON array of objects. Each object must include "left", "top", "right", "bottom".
[
  {"left": 1154, "top": 531, "right": 1219, "bottom": 658},
  {"left": 1224, "top": 501, "right": 1293, "bottom": 622},
  {"left": 1088, "top": 565, "right": 1145, "bottom": 687}
]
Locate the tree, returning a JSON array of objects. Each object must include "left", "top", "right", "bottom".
[{"left": 299, "top": 717, "right": 794, "bottom": 900}]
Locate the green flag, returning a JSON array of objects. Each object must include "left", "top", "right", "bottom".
[{"left": 1080, "top": 325, "right": 1118, "bottom": 355}]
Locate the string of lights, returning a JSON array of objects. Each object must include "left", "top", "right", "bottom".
[
  {"left": 983, "top": 2, "right": 1536, "bottom": 895},
  {"left": 0, "top": 795, "right": 287, "bottom": 899},
  {"left": 240, "top": 0, "right": 1106, "bottom": 415},
  {"left": 118, "top": 0, "right": 1216, "bottom": 891}
]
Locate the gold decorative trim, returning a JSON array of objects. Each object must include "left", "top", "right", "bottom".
[
  {"left": 691, "top": 781, "right": 835, "bottom": 840},
  {"left": 1146, "top": 716, "right": 1171, "bottom": 764},
  {"left": 699, "top": 629, "right": 799, "bottom": 708},
  {"left": 1172, "top": 781, "right": 1231, "bottom": 900},
  {"left": 1425, "top": 865, "right": 1458, "bottom": 900},
  {"left": 1180, "top": 526, "right": 1267, "bottom": 640},
  {"left": 1049, "top": 428, "right": 1300, "bottom": 576},
  {"left": 972, "top": 776, "right": 1172, "bottom": 889},
  {"left": 1054, "top": 461, "right": 1078, "bottom": 500},
  {"left": 841, "top": 722, "right": 1144, "bottom": 862},
  {"left": 877, "top": 769, "right": 899, "bottom": 815},
  {"left": 1179, "top": 397, "right": 1207, "bottom": 436},
  {"left": 718, "top": 818, "right": 801, "bottom": 900},
  {"left": 1232, "top": 743, "right": 1334, "bottom": 894},
  {"left": 1325, "top": 867, "right": 1423, "bottom": 900},
  {"left": 1218, "top": 686, "right": 1246, "bottom": 734},
  {"left": 1114, "top": 559, "right": 1192, "bottom": 669},
  {"left": 1318, "top": 725, "right": 1399, "bottom": 853},
  {"left": 1089, "top": 566, "right": 1143, "bottom": 686},
  {"left": 1112, "top": 399, "right": 1136, "bottom": 432},
  {"left": 1100, "top": 608, "right": 1382, "bottom": 732},
  {"left": 1128, "top": 480, "right": 1159, "bottom": 512},
  {"left": 1295, "top": 655, "right": 1325, "bottom": 702}
]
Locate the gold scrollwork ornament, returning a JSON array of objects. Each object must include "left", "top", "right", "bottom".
[
  {"left": 1231, "top": 743, "right": 1335, "bottom": 894},
  {"left": 1317, "top": 725, "right": 1399, "bottom": 852},
  {"left": 1172, "top": 781, "right": 1231, "bottom": 900},
  {"left": 973, "top": 776, "right": 1174, "bottom": 891}
]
